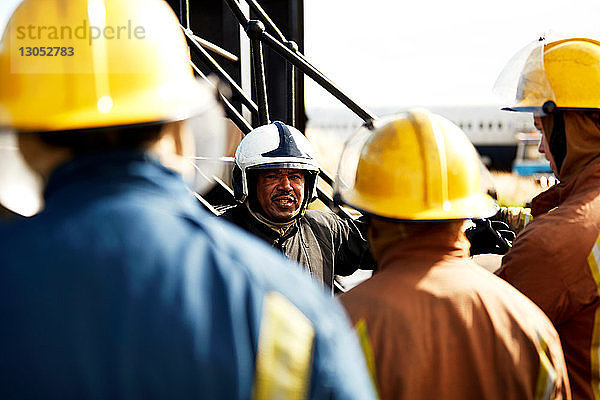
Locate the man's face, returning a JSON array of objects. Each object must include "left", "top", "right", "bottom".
[
  {"left": 534, "top": 115, "right": 558, "bottom": 175},
  {"left": 255, "top": 168, "right": 305, "bottom": 222}
]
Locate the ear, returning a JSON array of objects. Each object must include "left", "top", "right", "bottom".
[
  {"left": 155, "top": 121, "right": 188, "bottom": 157},
  {"left": 151, "top": 121, "right": 194, "bottom": 179}
]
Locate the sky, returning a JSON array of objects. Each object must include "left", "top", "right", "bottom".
[
  {"left": 0, "top": 0, "right": 20, "bottom": 33},
  {"left": 2, "top": 0, "right": 600, "bottom": 110},
  {"left": 303, "top": 0, "right": 600, "bottom": 109}
]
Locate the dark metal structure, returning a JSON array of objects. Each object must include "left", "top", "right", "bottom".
[{"left": 165, "top": 0, "right": 376, "bottom": 216}]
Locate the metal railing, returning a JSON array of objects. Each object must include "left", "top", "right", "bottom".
[{"left": 179, "top": 0, "right": 377, "bottom": 218}]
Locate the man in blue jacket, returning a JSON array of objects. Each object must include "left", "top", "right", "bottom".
[{"left": 0, "top": 0, "right": 376, "bottom": 399}]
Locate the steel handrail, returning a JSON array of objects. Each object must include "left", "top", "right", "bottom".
[
  {"left": 182, "top": 0, "right": 376, "bottom": 219},
  {"left": 184, "top": 28, "right": 259, "bottom": 117},
  {"left": 220, "top": 0, "right": 377, "bottom": 124}
]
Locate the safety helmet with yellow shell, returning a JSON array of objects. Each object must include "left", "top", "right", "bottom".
[
  {"left": 334, "top": 109, "right": 497, "bottom": 221},
  {"left": 0, "top": 0, "right": 218, "bottom": 132},
  {"left": 0, "top": 0, "right": 227, "bottom": 216},
  {"left": 494, "top": 36, "right": 600, "bottom": 115}
]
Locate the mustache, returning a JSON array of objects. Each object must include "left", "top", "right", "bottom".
[{"left": 271, "top": 191, "right": 298, "bottom": 202}]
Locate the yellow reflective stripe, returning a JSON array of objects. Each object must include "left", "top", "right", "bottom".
[
  {"left": 354, "top": 319, "right": 379, "bottom": 397},
  {"left": 587, "top": 237, "right": 600, "bottom": 289},
  {"left": 587, "top": 235, "right": 600, "bottom": 400},
  {"left": 534, "top": 338, "right": 557, "bottom": 400},
  {"left": 253, "top": 292, "right": 314, "bottom": 400}
]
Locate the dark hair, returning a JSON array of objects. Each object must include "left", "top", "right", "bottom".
[
  {"left": 548, "top": 112, "right": 567, "bottom": 173},
  {"left": 20, "top": 123, "right": 164, "bottom": 156}
]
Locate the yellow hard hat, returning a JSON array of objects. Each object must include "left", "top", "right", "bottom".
[
  {"left": 0, "top": 0, "right": 212, "bottom": 132},
  {"left": 494, "top": 36, "right": 600, "bottom": 114},
  {"left": 334, "top": 109, "right": 497, "bottom": 221}
]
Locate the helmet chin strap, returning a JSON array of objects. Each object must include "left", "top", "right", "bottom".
[
  {"left": 543, "top": 112, "right": 566, "bottom": 176},
  {"left": 246, "top": 201, "right": 297, "bottom": 235}
]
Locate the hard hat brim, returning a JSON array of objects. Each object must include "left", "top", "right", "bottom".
[
  {"left": 1, "top": 79, "right": 214, "bottom": 133},
  {"left": 341, "top": 190, "right": 498, "bottom": 222}
]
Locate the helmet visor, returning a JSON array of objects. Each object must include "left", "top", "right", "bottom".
[{"left": 493, "top": 37, "right": 556, "bottom": 115}]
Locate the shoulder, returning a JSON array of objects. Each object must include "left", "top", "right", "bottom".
[
  {"left": 436, "top": 261, "right": 562, "bottom": 347},
  {"left": 304, "top": 209, "right": 340, "bottom": 222},
  {"left": 471, "top": 263, "right": 564, "bottom": 351},
  {"left": 501, "top": 204, "right": 598, "bottom": 284},
  {"left": 192, "top": 214, "right": 349, "bottom": 325},
  {"left": 303, "top": 209, "right": 347, "bottom": 231}
]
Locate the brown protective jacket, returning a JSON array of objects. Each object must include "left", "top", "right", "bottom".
[
  {"left": 498, "top": 112, "right": 600, "bottom": 400},
  {"left": 340, "top": 225, "right": 570, "bottom": 400}
]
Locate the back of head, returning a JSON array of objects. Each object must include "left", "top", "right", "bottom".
[
  {"left": 335, "top": 109, "right": 497, "bottom": 222},
  {"left": 232, "top": 121, "right": 320, "bottom": 211}
]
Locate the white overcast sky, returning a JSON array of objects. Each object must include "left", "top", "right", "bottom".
[
  {"left": 2, "top": 0, "right": 600, "bottom": 110},
  {"left": 0, "top": 0, "right": 19, "bottom": 35},
  {"left": 304, "top": 0, "right": 600, "bottom": 109}
]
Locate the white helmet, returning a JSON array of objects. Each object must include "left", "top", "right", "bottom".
[{"left": 232, "top": 121, "right": 320, "bottom": 207}]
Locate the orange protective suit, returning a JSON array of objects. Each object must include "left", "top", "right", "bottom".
[
  {"left": 341, "top": 224, "right": 570, "bottom": 400},
  {"left": 499, "top": 111, "right": 600, "bottom": 400}
]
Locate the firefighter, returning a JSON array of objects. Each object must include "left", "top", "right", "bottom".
[
  {"left": 0, "top": 0, "right": 377, "bottom": 398},
  {"left": 220, "top": 121, "right": 374, "bottom": 292},
  {"left": 335, "top": 110, "right": 570, "bottom": 399},
  {"left": 495, "top": 36, "right": 600, "bottom": 399}
]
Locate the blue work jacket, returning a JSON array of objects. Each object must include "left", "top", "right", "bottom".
[{"left": 0, "top": 152, "right": 375, "bottom": 400}]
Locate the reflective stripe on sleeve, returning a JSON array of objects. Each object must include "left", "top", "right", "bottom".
[
  {"left": 354, "top": 319, "right": 379, "bottom": 397},
  {"left": 252, "top": 292, "right": 314, "bottom": 400},
  {"left": 534, "top": 337, "right": 557, "bottom": 400},
  {"left": 586, "top": 235, "right": 600, "bottom": 399}
]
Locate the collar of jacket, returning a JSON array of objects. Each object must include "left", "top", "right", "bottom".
[
  {"left": 245, "top": 202, "right": 298, "bottom": 236},
  {"left": 42, "top": 150, "right": 202, "bottom": 219},
  {"left": 531, "top": 161, "right": 600, "bottom": 217},
  {"left": 375, "top": 224, "right": 470, "bottom": 273}
]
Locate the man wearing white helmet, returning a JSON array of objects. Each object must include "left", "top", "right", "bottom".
[{"left": 221, "top": 121, "right": 374, "bottom": 291}]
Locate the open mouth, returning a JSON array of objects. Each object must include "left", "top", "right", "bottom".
[{"left": 272, "top": 195, "right": 297, "bottom": 208}]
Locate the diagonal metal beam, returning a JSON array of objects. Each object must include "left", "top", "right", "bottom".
[
  {"left": 222, "top": 0, "right": 250, "bottom": 29},
  {"left": 186, "top": 30, "right": 239, "bottom": 62},
  {"left": 184, "top": 28, "right": 259, "bottom": 116},
  {"left": 255, "top": 27, "right": 377, "bottom": 123},
  {"left": 246, "top": 0, "right": 286, "bottom": 43}
]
